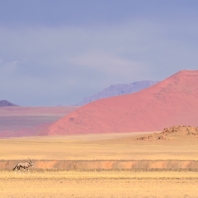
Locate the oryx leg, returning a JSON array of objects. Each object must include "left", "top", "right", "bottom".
[
  {"left": 18, "top": 166, "right": 22, "bottom": 174},
  {"left": 14, "top": 165, "right": 19, "bottom": 174},
  {"left": 23, "top": 167, "right": 27, "bottom": 174}
]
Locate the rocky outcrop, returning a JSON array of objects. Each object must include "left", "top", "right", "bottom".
[
  {"left": 136, "top": 125, "right": 198, "bottom": 141},
  {"left": 136, "top": 134, "right": 167, "bottom": 141},
  {"left": 162, "top": 125, "right": 198, "bottom": 136}
]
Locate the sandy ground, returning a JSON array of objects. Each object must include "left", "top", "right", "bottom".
[{"left": 1, "top": 171, "right": 198, "bottom": 198}]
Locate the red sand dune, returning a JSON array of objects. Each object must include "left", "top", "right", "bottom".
[{"left": 40, "top": 70, "right": 198, "bottom": 135}]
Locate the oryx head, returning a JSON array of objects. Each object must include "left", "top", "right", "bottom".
[{"left": 28, "top": 158, "right": 34, "bottom": 167}]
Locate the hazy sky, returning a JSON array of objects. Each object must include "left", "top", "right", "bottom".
[{"left": 0, "top": 0, "right": 198, "bottom": 106}]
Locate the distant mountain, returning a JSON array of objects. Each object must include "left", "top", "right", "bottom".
[
  {"left": 75, "top": 80, "right": 158, "bottom": 106},
  {"left": 0, "top": 100, "right": 18, "bottom": 107}
]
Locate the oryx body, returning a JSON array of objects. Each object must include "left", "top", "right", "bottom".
[{"left": 13, "top": 159, "right": 34, "bottom": 171}]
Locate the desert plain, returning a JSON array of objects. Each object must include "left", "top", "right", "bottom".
[{"left": 1, "top": 130, "right": 198, "bottom": 198}]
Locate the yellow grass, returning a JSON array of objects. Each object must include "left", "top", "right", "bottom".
[
  {"left": 0, "top": 132, "right": 198, "bottom": 160},
  {"left": 2, "top": 170, "right": 198, "bottom": 179},
  {"left": 1, "top": 170, "right": 198, "bottom": 198}
]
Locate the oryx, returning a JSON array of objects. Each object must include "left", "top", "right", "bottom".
[{"left": 13, "top": 158, "right": 34, "bottom": 172}]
